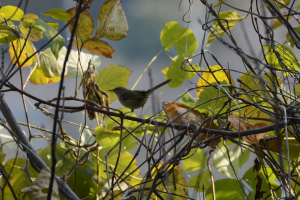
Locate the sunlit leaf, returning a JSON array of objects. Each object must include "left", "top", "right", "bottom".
[
  {"left": 165, "top": 56, "right": 199, "bottom": 88},
  {"left": 206, "top": 179, "right": 245, "bottom": 199},
  {"left": 182, "top": 148, "right": 207, "bottom": 172},
  {"left": 189, "top": 170, "right": 212, "bottom": 192},
  {"left": 73, "top": 37, "right": 115, "bottom": 58},
  {"left": 263, "top": 44, "right": 300, "bottom": 76},
  {"left": 161, "top": 21, "right": 197, "bottom": 57},
  {"left": 96, "top": 0, "right": 128, "bottom": 40},
  {"left": 196, "top": 65, "right": 233, "bottom": 96},
  {"left": 21, "top": 167, "right": 59, "bottom": 200},
  {"left": 36, "top": 18, "right": 64, "bottom": 59},
  {"left": 9, "top": 38, "right": 36, "bottom": 67},
  {"left": 29, "top": 63, "right": 61, "bottom": 85},
  {"left": 0, "top": 5, "right": 24, "bottom": 21},
  {"left": 0, "top": 24, "right": 19, "bottom": 43},
  {"left": 95, "top": 64, "right": 132, "bottom": 103},
  {"left": 213, "top": 144, "right": 247, "bottom": 178},
  {"left": 206, "top": 11, "right": 243, "bottom": 46},
  {"left": 95, "top": 126, "right": 121, "bottom": 149},
  {"left": 67, "top": 7, "right": 94, "bottom": 41},
  {"left": 43, "top": 8, "right": 71, "bottom": 21},
  {"left": 19, "top": 14, "right": 43, "bottom": 42}
]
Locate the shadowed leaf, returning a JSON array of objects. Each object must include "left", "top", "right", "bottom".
[{"left": 73, "top": 37, "right": 115, "bottom": 58}]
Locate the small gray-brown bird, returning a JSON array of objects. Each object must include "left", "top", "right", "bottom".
[{"left": 109, "top": 79, "right": 173, "bottom": 113}]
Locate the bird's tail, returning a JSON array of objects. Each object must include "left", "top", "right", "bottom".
[{"left": 146, "top": 79, "right": 173, "bottom": 96}]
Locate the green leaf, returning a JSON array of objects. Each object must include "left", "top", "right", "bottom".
[
  {"left": 206, "top": 11, "right": 243, "bottom": 46},
  {"left": 96, "top": 150, "right": 141, "bottom": 185},
  {"left": 160, "top": 21, "right": 198, "bottom": 57},
  {"left": 43, "top": 8, "right": 71, "bottom": 21},
  {"left": 263, "top": 44, "right": 299, "bottom": 76},
  {"left": 40, "top": 46, "right": 101, "bottom": 78},
  {"left": 205, "top": 179, "right": 246, "bottom": 200},
  {"left": 188, "top": 169, "right": 213, "bottom": 192},
  {"left": 38, "top": 145, "right": 75, "bottom": 177},
  {"left": 68, "top": 161, "right": 97, "bottom": 199},
  {"left": 3, "top": 158, "right": 32, "bottom": 198},
  {"left": 36, "top": 18, "right": 65, "bottom": 59},
  {"left": 213, "top": 144, "right": 244, "bottom": 178},
  {"left": 96, "top": 0, "right": 128, "bottom": 40},
  {"left": 95, "top": 64, "right": 132, "bottom": 103},
  {"left": 243, "top": 166, "right": 281, "bottom": 199},
  {"left": 197, "top": 84, "right": 229, "bottom": 114},
  {"left": 182, "top": 148, "right": 207, "bottom": 172},
  {"left": 95, "top": 114, "right": 142, "bottom": 152},
  {"left": 95, "top": 126, "right": 121, "bottom": 149},
  {"left": 0, "top": 25, "right": 19, "bottom": 43},
  {"left": 165, "top": 56, "right": 199, "bottom": 88},
  {"left": 181, "top": 92, "right": 197, "bottom": 104},
  {"left": 238, "top": 148, "right": 250, "bottom": 168},
  {"left": 0, "top": 5, "right": 24, "bottom": 21}
]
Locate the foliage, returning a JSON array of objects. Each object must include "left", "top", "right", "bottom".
[{"left": 0, "top": 0, "right": 300, "bottom": 200}]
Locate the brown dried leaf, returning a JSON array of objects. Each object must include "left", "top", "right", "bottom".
[
  {"left": 162, "top": 101, "right": 204, "bottom": 126},
  {"left": 242, "top": 123, "right": 268, "bottom": 145},
  {"left": 73, "top": 38, "right": 115, "bottom": 58},
  {"left": 96, "top": 0, "right": 128, "bottom": 40},
  {"left": 229, "top": 113, "right": 268, "bottom": 144},
  {"left": 163, "top": 101, "right": 220, "bottom": 148},
  {"left": 67, "top": 7, "right": 94, "bottom": 41},
  {"left": 228, "top": 112, "right": 248, "bottom": 132}
]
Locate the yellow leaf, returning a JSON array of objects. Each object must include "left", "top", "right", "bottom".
[
  {"left": 96, "top": 0, "right": 128, "bottom": 40},
  {"left": 161, "top": 67, "right": 168, "bottom": 74},
  {"left": 196, "top": 65, "right": 232, "bottom": 96},
  {"left": 67, "top": 7, "right": 94, "bottom": 41},
  {"left": 29, "top": 63, "right": 61, "bottom": 85},
  {"left": 9, "top": 38, "right": 36, "bottom": 67}
]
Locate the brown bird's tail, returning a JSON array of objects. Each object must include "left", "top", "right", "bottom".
[{"left": 146, "top": 79, "right": 173, "bottom": 96}]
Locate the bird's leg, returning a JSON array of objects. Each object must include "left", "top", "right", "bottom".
[{"left": 139, "top": 107, "right": 144, "bottom": 118}]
